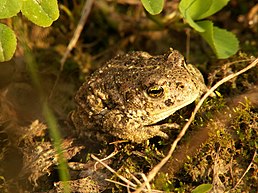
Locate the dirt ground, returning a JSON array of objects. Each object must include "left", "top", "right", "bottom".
[{"left": 0, "top": 0, "right": 257, "bottom": 192}]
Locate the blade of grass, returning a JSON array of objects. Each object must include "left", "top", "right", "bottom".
[
  {"left": 23, "top": 44, "right": 70, "bottom": 192},
  {"left": 43, "top": 102, "right": 70, "bottom": 193}
]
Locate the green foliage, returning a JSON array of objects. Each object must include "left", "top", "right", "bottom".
[
  {"left": 0, "top": 0, "right": 59, "bottom": 62},
  {"left": 197, "top": 20, "right": 239, "bottom": 59},
  {"left": 179, "top": 0, "right": 238, "bottom": 59},
  {"left": 179, "top": 0, "right": 230, "bottom": 26},
  {"left": 192, "top": 184, "right": 212, "bottom": 193},
  {"left": 141, "top": 0, "right": 239, "bottom": 59},
  {"left": 21, "top": 0, "right": 59, "bottom": 27},
  {"left": 0, "top": 24, "right": 17, "bottom": 62},
  {"left": 0, "top": 0, "right": 21, "bottom": 19},
  {"left": 140, "top": 0, "right": 164, "bottom": 15}
]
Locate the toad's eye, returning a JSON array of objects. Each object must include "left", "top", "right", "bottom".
[{"left": 147, "top": 86, "right": 164, "bottom": 98}]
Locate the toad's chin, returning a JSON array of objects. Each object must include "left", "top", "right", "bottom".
[{"left": 145, "top": 92, "right": 199, "bottom": 125}]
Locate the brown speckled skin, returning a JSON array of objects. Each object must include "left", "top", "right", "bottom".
[{"left": 71, "top": 50, "right": 207, "bottom": 143}]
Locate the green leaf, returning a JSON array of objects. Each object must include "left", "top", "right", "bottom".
[
  {"left": 192, "top": 184, "right": 213, "bottom": 193},
  {"left": 197, "top": 0, "right": 230, "bottom": 19},
  {"left": 179, "top": 0, "right": 212, "bottom": 20},
  {"left": 179, "top": 0, "right": 212, "bottom": 32},
  {"left": 21, "top": 0, "right": 59, "bottom": 27},
  {"left": 179, "top": 0, "right": 230, "bottom": 20},
  {"left": 0, "top": 0, "right": 21, "bottom": 19},
  {"left": 184, "top": 12, "right": 205, "bottom": 32},
  {"left": 197, "top": 20, "right": 239, "bottom": 59},
  {"left": 141, "top": 0, "right": 164, "bottom": 15},
  {"left": 213, "top": 27, "right": 239, "bottom": 58},
  {"left": 0, "top": 24, "right": 17, "bottom": 62}
]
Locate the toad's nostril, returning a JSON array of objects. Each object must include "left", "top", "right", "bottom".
[
  {"left": 176, "top": 82, "right": 185, "bottom": 89},
  {"left": 165, "top": 99, "right": 174, "bottom": 106}
]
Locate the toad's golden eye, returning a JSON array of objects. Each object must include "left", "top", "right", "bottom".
[{"left": 147, "top": 86, "right": 164, "bottom": 98}]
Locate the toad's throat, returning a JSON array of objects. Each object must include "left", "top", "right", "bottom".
[{"left": 145, "top": 93, "right": 199, "bottom": 125}]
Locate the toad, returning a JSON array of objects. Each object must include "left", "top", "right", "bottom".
[{"left": 70, "top": 49, "right": 207, "bottom": 143}]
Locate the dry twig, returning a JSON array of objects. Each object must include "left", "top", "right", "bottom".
[
  {"left": 91, "top": 154, "right": 137, "bottom": 188},
  {"left": 50, "top": 0, "right": 94, "bottom": 99},
  {"left": 91, "top": 154, "right": 164, "bottom": 193},
  {"left": 232, "top": 151, "right": 257, "bottom": 190},
  {"left": 93, "top": 148, "right": 118, "bottom": 171},
  {"left": 60, "top": 0, "right": 94, "bottom": 69}
]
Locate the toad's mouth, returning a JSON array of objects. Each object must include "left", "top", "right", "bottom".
[{"left": 145, "top": 93, "right": 199, "bottom": 125}]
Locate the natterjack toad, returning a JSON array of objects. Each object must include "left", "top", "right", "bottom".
[{"left": 70, "top": 49, "right": 207, "bottom": 143}]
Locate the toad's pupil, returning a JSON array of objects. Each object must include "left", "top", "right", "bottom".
[{"left": 147, "top": 86, "right": 164, "bottom": 97}]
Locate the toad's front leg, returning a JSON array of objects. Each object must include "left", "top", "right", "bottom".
[{"left": 102, "top": 110, "right": 170, "bottom": 143}]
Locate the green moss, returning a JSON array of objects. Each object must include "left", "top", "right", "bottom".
[{"left": 172, "top": 101, "right": 258, "bottom": 192}]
